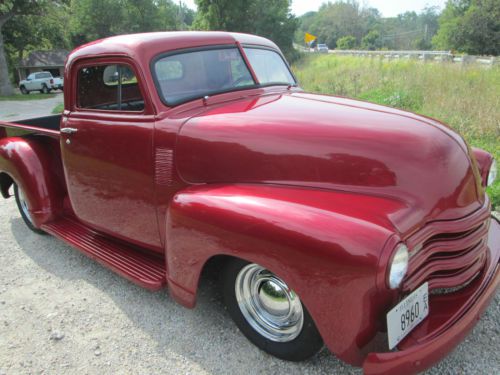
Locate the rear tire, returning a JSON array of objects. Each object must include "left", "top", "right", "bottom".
[
  {"left": 41, "top": 84, "right": 50, "bottom": 94},
  {"left": 14, "top": 184, "right": 45, "bottom": 234},
  {"left": 20, "top": 86, "right": 29, "bottom": 95},
  {"left": 222, "top": 259, "right": 323, "bottom": 361}
]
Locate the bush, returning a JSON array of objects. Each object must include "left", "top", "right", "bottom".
[
  {"left": 336, "top": 35, "right": 357, "bottom": 50},
  {"left": 359, "top": 87, "right": 423, "bottom": 112},
  {"left": 361, "top": 30, "right": 382, "bottom": 50}
]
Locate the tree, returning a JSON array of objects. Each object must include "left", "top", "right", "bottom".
[
  {"left": 417, "top": 6, "right": 440, "bottom": 49},
  {"left": 301, "top": 1, "right": 380, "bottom": 49},
  {"left": 0, "top": 1, "right": 69, "bottom": 95},
  {"left": 459, "top": 0, "right": 500, "bottom": 55},
  {"left": 361, "top": 30, "right": 381, "bottom": 50},
  {"left": 296, "top": 2, "right": 441, "bottom": 51},
  {"left": 123, "top": 0, "right": 193, "bottom": 33},
  {"left": 3, "top": 5, "right": 71, "bottom": 78},
  {"left": 432, "top": 0, "right": 471, "bottom": 51},
  {"left": 249, "top": 0, "right": 298, "bottom": 58},
  {"left": 193, "top": 0, "right": 298, "bottom": 60},
  {"left": 70, "top": 0, "right": 195, "bottom": 46},
  {"left": 1, "top": 1, "right": 41, "bottom": 95},
  {"left": 433, "top": 0, "right": 499, "bottom": 55},
  {"left": 193, "top": 0, "right": 252, "bottom": 31},
  {"left": 69, "top": 0, "right": 127, "bottom": 45},
  {"left": 336, "top": 35, "right": 357, "bottom": 49}
]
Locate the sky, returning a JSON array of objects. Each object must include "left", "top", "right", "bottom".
[{"left": 181, "top": 0, "right": 447, "bottom": 17}]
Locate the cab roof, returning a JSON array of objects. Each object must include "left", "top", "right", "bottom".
[{"left": 67, "top": 31, "right": 279, "bottom": 67}]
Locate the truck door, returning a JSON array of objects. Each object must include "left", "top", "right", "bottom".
[
  {"left": 60, "top": 59, "right": 162, "bottom": 251},
  {"left": 26, "top": 73, "right": 36, "bottom": 91}
]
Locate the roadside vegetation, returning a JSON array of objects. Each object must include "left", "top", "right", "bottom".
[
  {"left": 52, "top": 103, "right": 64, "bottom": 114},
  {"left": 293, "top": 54, "right": 500, "bottom": 208},
  {"left": 0, "top": 93, "right": 56, "bottom": 101},
  {"left": 296, "top": 0, "right": 499, "bottom": 54}
]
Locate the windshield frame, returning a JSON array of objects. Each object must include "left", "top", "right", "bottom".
[{"left": 151, "top": 44, "right": 297, "bottom": 107}]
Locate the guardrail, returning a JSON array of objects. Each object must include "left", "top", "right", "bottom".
[{"left": 303, "top": 48, "right": 498, "bottom": 67}]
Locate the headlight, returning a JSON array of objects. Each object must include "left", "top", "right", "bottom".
[
  {"left": 487, "top": 159, "right": 497, "bottom": 187},
  {"left": 388, "top": 243, "right": 409, "bottom": 289}
]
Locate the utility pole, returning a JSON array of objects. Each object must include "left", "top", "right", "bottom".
[{"left": 179, "top": 1, "right": 185, "bottom": 30}]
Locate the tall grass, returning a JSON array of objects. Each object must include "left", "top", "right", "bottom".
[{"left": 292, "top": 55, "right": 500, "bottom": 209}]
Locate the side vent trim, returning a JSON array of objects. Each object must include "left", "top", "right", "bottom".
[{"left": 155, "top": 148, "right": 174, "bottom": 186}]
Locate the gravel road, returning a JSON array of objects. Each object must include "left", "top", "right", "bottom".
[
  {"left": 0, "top": 93, "right": 63, "bottom": 122},
  {"left": 0, "top": 196, "right": 498, "bottom": 375}
]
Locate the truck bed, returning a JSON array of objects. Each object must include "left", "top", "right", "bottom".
[{"left": 0, "top": 114, "right": 61, "bottom": 138}]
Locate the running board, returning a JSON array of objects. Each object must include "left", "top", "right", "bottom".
[{"left": 41, "top": 218, "right": 166, "bottom": 290}]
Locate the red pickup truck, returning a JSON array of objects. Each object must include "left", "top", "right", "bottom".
[{"left": 0, "top": 32, "right": 498, "bottom": 374}]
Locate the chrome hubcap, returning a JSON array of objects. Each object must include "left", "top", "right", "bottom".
[
  {"left": 18, "top": 187, "right": 34, "bottom": 224},
  {"left": 235, "top": 264, "right": 304, "bottom": 342}
]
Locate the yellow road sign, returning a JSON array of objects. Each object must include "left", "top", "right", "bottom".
[{"left": 304, "top": 32, "right": 317, "bottom": 45}]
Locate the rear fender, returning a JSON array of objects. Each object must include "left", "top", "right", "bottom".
[
  {"left": 166, "top": 184, "right": 405, "bottom": 364},
  {"left": 0, "top": 136, "right": 64, "bottom": 227}
]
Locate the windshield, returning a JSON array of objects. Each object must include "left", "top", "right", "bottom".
[
  {"left": 153, "top": 46, "right": 296, "bottom": 106},
  {"left": 154, "top": 47, "right": 255, "bottom": 106},
  {"left": 243, "top": 48, "right": 295, "bottom": 86}
]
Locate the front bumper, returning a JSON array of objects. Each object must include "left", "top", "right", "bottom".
[{"left": 363, "top": 216, "right": 500, "bottom": 375}]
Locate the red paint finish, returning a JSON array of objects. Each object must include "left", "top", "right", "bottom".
[
  {"left": 61, "top": 110, "right": 161, "bottom": 251},
  {"left": 472, "top": 147, "right": 494, "bottom": 187},
  {"left": 176, "top": 92, "right": 481, "bottom": 235},
  {"left": 0, "top": 32, "right": 498, "bottom": 374},
  {"left": 166, "top": 183, "right": 400, "bottom": 364},
  {"left": 0, "top": 136, "right": 65, "bottom": 226}
]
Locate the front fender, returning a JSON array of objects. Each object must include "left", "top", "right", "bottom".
[
  {"left": 0, "top": 136, "right": 64, "bottom": 227},
  {"left": 471, "top": 147, "right": 494, "bottom": 187},
  {"left": 166, "top": 183, "right": 406, "bottom": 365}
]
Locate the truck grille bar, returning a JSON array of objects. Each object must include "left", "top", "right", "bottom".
[{"left": 402, "top": 202, "right": 491, "bottom": 294}]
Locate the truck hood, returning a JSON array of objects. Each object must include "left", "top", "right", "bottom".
[{"left": 176, "top": 92, "right": 483, "bottom": 235}]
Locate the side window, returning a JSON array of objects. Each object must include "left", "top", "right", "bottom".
[
  {"left": 27, "top": 74, "right": 35, "bottom": 80},
  {"left": 77, "top": 63, "right": 144, "bottom": 111}
]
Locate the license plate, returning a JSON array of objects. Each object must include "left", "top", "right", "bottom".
[{"left": 387, "top": 282, "right": 429, "bottom": 349}]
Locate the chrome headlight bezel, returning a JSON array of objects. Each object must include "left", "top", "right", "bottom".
[
  {"left": 387, "top": 243, "right": 409, "bottom": 289},
  {"left": 487, "top": 159, "right": 497, "bottom": 187}
]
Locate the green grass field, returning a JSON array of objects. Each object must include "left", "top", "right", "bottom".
[
  {"left": 292, "top": 55, "right": 500, "bottom": 209},
  {"left": 0, "top": 93, "right": 56, "bottom": 101},
  {"left": 52, "top": 103, "right": 64, "bottom": 114}
]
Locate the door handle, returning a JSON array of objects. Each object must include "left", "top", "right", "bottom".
[{"left": 61, "top": 127, "right": 78, "bottom": 134}]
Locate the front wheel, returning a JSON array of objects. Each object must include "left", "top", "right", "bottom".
[
  {"left": 20, "top": 86, "right": 29, "bottom": 95},
  {"left": 223, "top": 259, "right": 323, "bottom": 361},
  {"left": 14, "top": 184, "right": 45, "bottom": 234}
]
